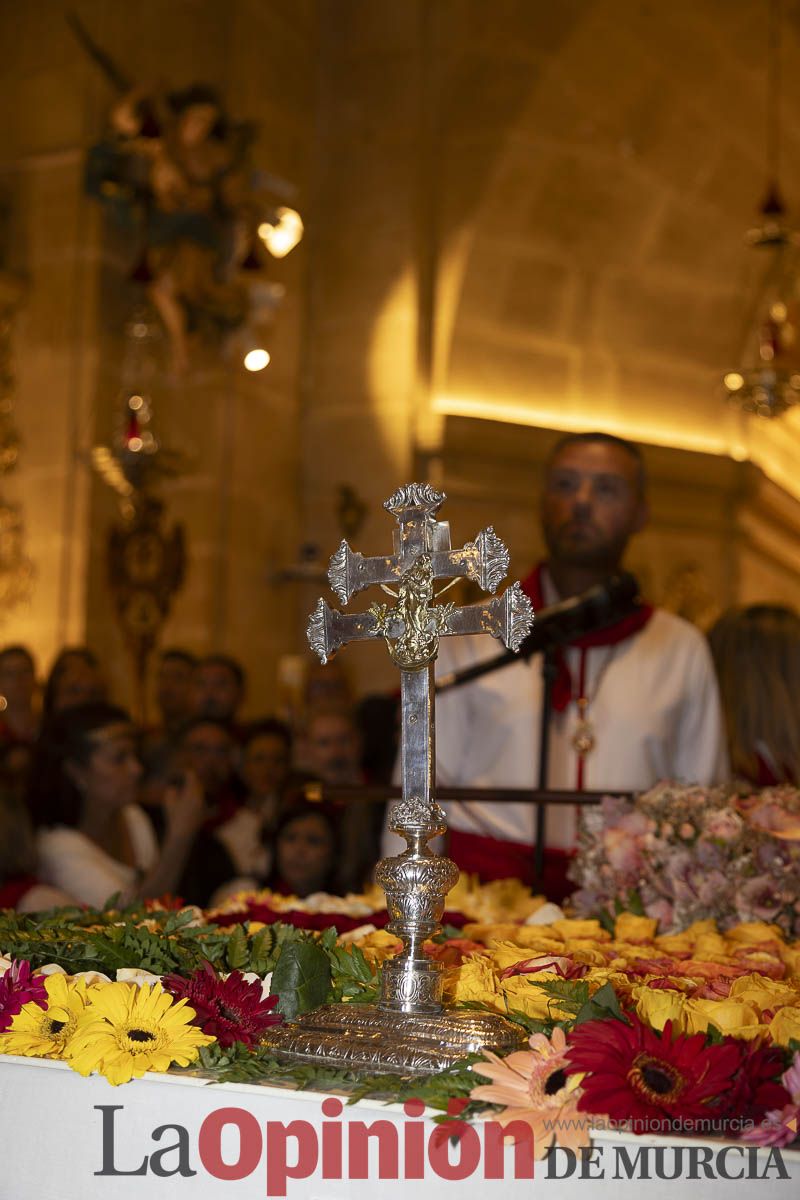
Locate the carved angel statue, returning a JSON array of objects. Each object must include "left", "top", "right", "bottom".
[{"left": 72, "top": 14, "right": 297, "bottom": 374}]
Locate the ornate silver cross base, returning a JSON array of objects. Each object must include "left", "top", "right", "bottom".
[
  {"left": 262, "top": 484, "right": 533, "bottom": 1074},
  {"left": 259, "top": 1006, "right": 523, "bottom": 1075}
]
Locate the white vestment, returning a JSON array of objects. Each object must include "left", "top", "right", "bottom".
[
  {"left": 432, "top": 605, "right": 729, "bottom": 851},
  {"left": 382, "top": 583, "right": 729, "bottom": 858}
]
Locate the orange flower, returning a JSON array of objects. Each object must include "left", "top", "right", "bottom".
[{"left": 470, "top": 1025, "right": 591, "bottom": 1159}]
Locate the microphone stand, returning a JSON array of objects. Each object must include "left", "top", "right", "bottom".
[
  {"left": 434, "top": 571, "right": 642, "bottom": 888},
  {"left": 534, "top": 645, "right": 559, "bottom": 886},
  {"left": 435, "top": 572, "right": 640, "bottom": 695}
]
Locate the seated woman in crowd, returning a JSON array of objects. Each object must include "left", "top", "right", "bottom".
[
  {"left": 0, "top": 787, "right": 73, "bottom": 912},
  {"left": 708, "top": 603, "right": 800, "bottom": 786},
  {"left": 213, "top": 719, "right": 295, "bottom": 882},
  {"left": 265, "top": 804, "right": 339, "bottom": 899},
  {"left": 0, "top": 644, "right": 39, "bottom": 748},
  {"left": 169, "top": 716, "right": 246, "bottom": 906},
  {"left": 28, "top": 702, "right": 205, "bottom": 908},
  {"left": 42, "top": 646, "right": 107, "bottom": 716}
]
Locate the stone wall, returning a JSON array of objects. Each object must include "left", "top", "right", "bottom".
[{"left": 1, "top": 0, "right": 799, "bottom": 714}]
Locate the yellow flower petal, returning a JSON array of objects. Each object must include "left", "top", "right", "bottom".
[
  {"left": 614, "top": 913, "right": 658, "bottom": 942},
  {"left": 631, "top": 984, "right": 689, "bottom": 1033},
  {"left": 0, "top": 974, "right": 88, "bottom": 1059},
  {"left": 63, "top": 982, "right": 213, "bottom": 1086},
  {"left": 681, "top": 997, "right": 762, "bottom": 1039},
  {"left": 728, "top": 974, "right": 799, "bottom": 1013},
  {"left": 445, "top": 956, "right": 501, "bottom": 1008},
  {"left": 768, "top": 1006, "right": 800, "bottom": 1047}
]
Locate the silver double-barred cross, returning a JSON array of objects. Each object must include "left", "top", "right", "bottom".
[{"left": 263, "top": 483, "right": 533, "bottom": 1073}]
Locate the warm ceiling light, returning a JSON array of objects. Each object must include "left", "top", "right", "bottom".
[
  {"left": 244, "top": 348, "right": 271, "bottom": 372},
  {"left": 723, "top": 372, "right": 745, "bottom": 392},
  {"left": 258, "top": 207, "right": 303, "bottom": 258}
]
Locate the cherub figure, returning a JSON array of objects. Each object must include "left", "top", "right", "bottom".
[{"left": 74, "top": 16, "right": 266, "bottom": 373}]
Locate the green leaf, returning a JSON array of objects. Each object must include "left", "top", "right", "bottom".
[
  {"left": 323, "top": 943, "right": 380, "bottom": 1004},
  {"left": 597, "top": 907, "right": 616, "bottom": 935},
  {"left": 573, "top": 982, "right": 628, "bottom": 1027},
  {"left": 527, "top": 978, "right": 590, "bottom": 1018},
  {"left": 432, "top": 924, "right": 465, "bottom": 943},
  {"left": 502, "top": 1008, "right": 554, "bottom": 1036},
  {"left": 248, "top": 926, "right": 276, "bottom": 975},
  {"left": 226, "top": 925, "right": 249, "bottom": 971},
  {"left": 271, "top": 941, "right": 331, "bottom": 1020},
  {"left": 320, "top": 927, "right": 338, "bottom": 952}
]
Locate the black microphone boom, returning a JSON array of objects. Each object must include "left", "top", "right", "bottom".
[{"left": 436, "top": 571, "right": 640, "bottom": 692}]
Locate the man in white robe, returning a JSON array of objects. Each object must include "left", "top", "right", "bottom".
[{"left": 397, "top": 433, "right": 729, "bottom": 896}]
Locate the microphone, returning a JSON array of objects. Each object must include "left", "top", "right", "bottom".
[
  {"left": 436, "top": 571, "right": 640, "bottom": 692},
  {"left": 516, "top": 570, "right": 639, "bottom": 661}
]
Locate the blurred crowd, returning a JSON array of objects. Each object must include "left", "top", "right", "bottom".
[
  {"left": 0, "top": 644, "right": 398, "bottom": 913},
  {"left": 1, "top": 599, "right": 799, "bottom": 916}
]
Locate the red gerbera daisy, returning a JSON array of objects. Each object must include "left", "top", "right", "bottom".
[
  {"left": 162, "top": 962, "right": 282, "bottom": 1049},
  {"left": 565, "top": 1014, "right": 740, "bottom": 1134},
  {"left": 720, "top": 1039, "right": 790, "bottom": 1130},
  {"left": 0, "top": 960, "right": 47, "bottom": 1033}
]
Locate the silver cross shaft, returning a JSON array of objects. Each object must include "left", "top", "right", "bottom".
[{"left": 306, "top": 483, "right": 534, "bottom": 811}]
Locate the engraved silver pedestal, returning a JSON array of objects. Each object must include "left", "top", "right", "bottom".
[{"left": 262, "top": 484, "right": 533, "bottom": 1073}]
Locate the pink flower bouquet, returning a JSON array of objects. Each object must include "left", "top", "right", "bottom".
[{"left": 570, "top": 783, "right": 800, "bottom": 935}]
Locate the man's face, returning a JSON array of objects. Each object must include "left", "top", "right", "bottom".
[
  {"left": 180, "top": 724, "right": 234, "bottom": 793},
  {"left": 305, "top": 715, "right": 360, "bottom": 786},
  {"left": 242, "top": 733, "right": 291, "bottom": 798},
  {"left": 191, "top": 664, "right": 242, "bottom": 722},
  {"left": 157, "top": 657, "right": 194, "bottom": 724},
  {"left": 54, "top": 658, "right": 105, "bottom": 713},
  {"left": 541, "top": 441, "right": 648, "bottom": 571}
]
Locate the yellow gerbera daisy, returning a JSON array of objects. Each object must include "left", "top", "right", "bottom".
[
  {"left": 65, "top": 982, "right": 214, "bottom": 1086},
  {"left": 0, "top": 973, "right": 89, "bottom": 1059}
]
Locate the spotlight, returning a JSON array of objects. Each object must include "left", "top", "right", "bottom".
[{"left": 244, "top": 348, "right": 271, "bottom": 372}]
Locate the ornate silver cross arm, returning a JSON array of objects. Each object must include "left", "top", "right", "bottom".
[
  {"left": 443, "top": 580, "right": 533, "bottom": 652},
  {"left": 328, "top": 485, "right": 511, "bottom": 606},
  {"left": 306, "top": 484, "right": 534, "bottom": 821},
  {"left": 306, "top": 600, "right": 381, "bottom": 665}
]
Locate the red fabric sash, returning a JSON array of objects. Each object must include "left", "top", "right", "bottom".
[
  {"left": 448, "top": 828, "right": 575, "bottom": 903},
  {"left": 520, "top": 563, "right": 654, "bottom": 711},
  {"left": 0, "top": 875, "right": 37, "bottom": 911}
]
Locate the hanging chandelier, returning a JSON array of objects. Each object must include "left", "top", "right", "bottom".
[{"left": 723, "top": 0, "right": 800, "bottom": 418}]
